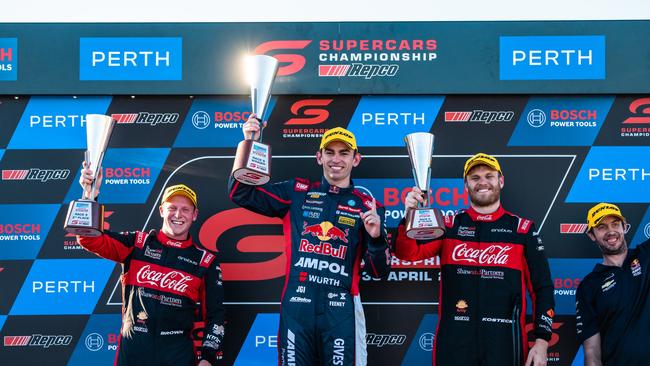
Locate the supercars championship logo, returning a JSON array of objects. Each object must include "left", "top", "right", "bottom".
[{"left": 255, "top": 39, "right": 438, "bottom": 79}]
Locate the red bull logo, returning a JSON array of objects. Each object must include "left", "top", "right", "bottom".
[
  {"left": 299, "top": 239, "right": 347, "bottom": 259},
  {"left": 301, "top": 221, "right": 349, "bottom": 243}
]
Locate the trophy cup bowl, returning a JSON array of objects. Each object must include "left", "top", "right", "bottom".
[
  {"left": 64, "top": 114, "right": 115, "bottom": 236},
  {"left": 404, "top": 132, "right": 446, "bottom": 240},
  {"left": 232, "top": 55, "right": 279, "bottom": 185}
]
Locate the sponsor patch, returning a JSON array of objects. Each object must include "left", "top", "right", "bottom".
[{"left": 338, "top": 216, "right": 356, "bottom": 227}]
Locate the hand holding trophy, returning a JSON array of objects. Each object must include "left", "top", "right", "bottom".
[
  {"left": 231, "top": 55, "right": 279, "bottom": 185},
  {"left": 64, "top": 114, "right": 115, "bottom": 236},
  {"left": 404, "top": 132, "right": 446, "bottom": 239}
]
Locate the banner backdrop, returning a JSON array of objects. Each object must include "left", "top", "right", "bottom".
[
  {"left": 1, "top": 21, "right": 650, "bottom": 94},
  {"left": 1, "top": 93, "right": 649, "bottom": 365}
]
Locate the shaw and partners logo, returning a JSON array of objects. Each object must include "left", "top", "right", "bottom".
[
  {"left": 500, "top": 35, "right": 605, "bottom": 80},
  {"left": 80, "top": 37, "right": 182, "bottom": 80},
  {"left": 0, "top": 38, "right": 17, "bottom": 80}
]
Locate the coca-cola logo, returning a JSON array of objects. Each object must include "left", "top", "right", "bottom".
[
  {"left": 451, "top": 243, "right": 512, "bottom": 265},
  {"left": 136, "top": 265, "right": 193, "bottom": 293},
  {"left": 475, "top": 215, "right": 492, "bottom": 221}
]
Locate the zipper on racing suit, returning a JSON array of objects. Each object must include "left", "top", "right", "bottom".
[{"left": 511, "top": 294, "right": 521, "bottom": 366}]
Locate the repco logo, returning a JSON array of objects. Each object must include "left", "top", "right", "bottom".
[
  {"left": 254, "top": 40, "right": 312, "bottom": 76},
  {"left": 451, "top": 243, "right": 512, "bottom": 265},
  {"left": 1, "top": 169, "right": 70, "bottom": 182},
  {"left": 285, "top": 99, "right": 333, "bottom": 125}
]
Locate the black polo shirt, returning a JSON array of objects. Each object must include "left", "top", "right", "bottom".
[{"left": 576, "top": 239, "right": 650, "bottom": 366}]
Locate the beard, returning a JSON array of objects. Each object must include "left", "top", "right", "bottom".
[
  {"left": 468, "top": 184, "right": 501, "bottom": 208},
  {"left": 596, "top": 233, "right": 628, "bottom": 256}
]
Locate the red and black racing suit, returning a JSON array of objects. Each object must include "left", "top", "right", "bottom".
[
  {"left": 395, "top": 206, "right": 554, "bottom": 366},
  {"left": 229, "top": 177, "right": 391, "bottom": 366},
  {"left": 78, "top": 230, "right": 225, "bottom": 366}
]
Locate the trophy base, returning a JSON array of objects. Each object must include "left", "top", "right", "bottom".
[
  {"left": 232, "top": 140, "right": 271, "bottom": 186},
  {"left": 405, "top": 208, "right": 446, "bottom": 240},
  {"left": 64, "top": 199, "right": 104, "bottom": 237}
]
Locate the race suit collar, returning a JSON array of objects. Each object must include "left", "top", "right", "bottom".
[
  {"left": 466, "top": 205, "right": 506, "bottom": 222},
  {"left": 320, "top": 176, "right": 354, "bottom": 195},
  {"left": 156, "top": 230, "right": 193, "bottom": 249}
]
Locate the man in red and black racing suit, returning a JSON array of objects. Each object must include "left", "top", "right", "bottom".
[
  {"left": 229, "top": 120, "right": 391, "bottom": 366},
  {"left": 395, "top": 153, "right": 554, "bottom": 366},
  {"left": 77, "top": 168, "right": 224, "bottom": 366}
]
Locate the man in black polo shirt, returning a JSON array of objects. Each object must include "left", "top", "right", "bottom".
[{"left": 576, "top": 203, "right": 650, "bottom": 365}]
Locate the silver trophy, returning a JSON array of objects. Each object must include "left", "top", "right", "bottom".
[
  {"left": 232, "top": 55, "right": 279, "bottom": 185},
  {"left": 404, "top": 132, "right": 445, "bottom": 240},
  {"left": 64, "top": 114, "right": 115, "bottom": 236}
]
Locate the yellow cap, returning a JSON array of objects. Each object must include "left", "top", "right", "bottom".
[
  {"left": 162, "top": 184, "right": 197, "bottom": 207},
  {"left": 319, "top": 127, "right": 358, "bottom": 151},
  {"left": 463, "top": 153, "right": 502, "bottom": 178},
  {"left": 587, "top": 203, "right": 626, "bottom": 230}
]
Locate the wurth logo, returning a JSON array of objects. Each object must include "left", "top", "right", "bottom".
[
  {"left": 4, "top": 334, "right": 73, "bottom": 348},
  {"left": 444, "top": 110, "right": 515, "bottom": 124},
  {"left": 560, "top": 223, "right": 588, "bottom": 234},
  {"left": 2, "top": 169, "right": 70, "bottom": 182},
  {"left": 111, "top": 112, "right": 179, "bottom": 126}
]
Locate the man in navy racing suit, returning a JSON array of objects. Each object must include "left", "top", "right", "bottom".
[
  {"left": 394, "top": 153, "right": 554, "bottom": 366},
  {"left": 229, "top": 117, "right": 391, "bottom": 366},
  {"left": 77, "top": 163, "right": 225, "bottom": 366}
]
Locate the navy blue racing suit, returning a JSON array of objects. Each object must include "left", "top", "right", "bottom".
[{"left": 229, "top": 177, "right": 391, "bottom": 366}]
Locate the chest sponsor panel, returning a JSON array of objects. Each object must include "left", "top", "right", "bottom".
[
  {"left": 440, "top": 239, "right": 525, "bottom": 270},
  {"left": 126, "top": 259, "right": 202, "bottom": 301}
]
